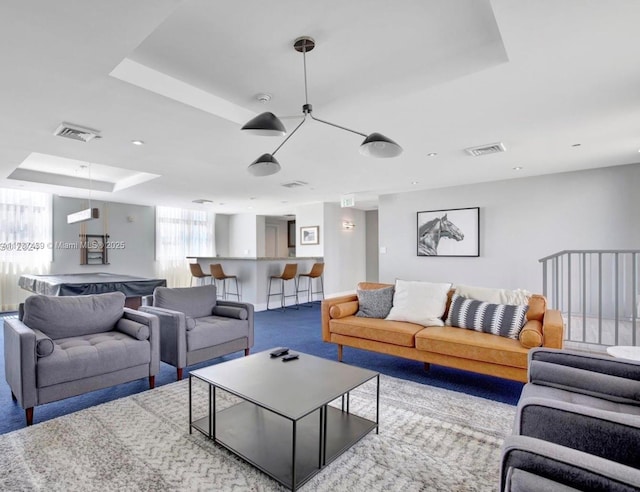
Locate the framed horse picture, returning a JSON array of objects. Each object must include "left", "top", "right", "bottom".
[{"left": 417, "top": 207, "right": 480, "bottom": 257}]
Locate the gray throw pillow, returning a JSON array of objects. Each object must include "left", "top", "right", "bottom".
[{"left": 356, "top": 286, "right": 394, "bottom": 319}]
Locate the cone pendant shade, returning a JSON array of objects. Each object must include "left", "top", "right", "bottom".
[
  {"left": 359, "top": 133, "right": 403, "bottom": 158},
  {"left": 247, "top": 153, "right": 281, "bottom": 176},
  {"left": 241, "top": 112, "right": 286, "bottom": 136}
]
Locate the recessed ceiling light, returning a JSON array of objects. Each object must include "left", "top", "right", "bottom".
[
  {"left": 571, "top": 143, "right": 581, "bottom": 147},
  {"left": 247, "top": 206, "right": 254, "bottom": 210},
  {"left": 411, "top": 181, "right": 419, "bottom": 185},
  {"left": 131, "top": 140, "right": 145, "bottom": 146},
  {"left": 513, "top": 166, "right": 523, "bottom": 171},
  {"left": 256, "top": 93, "right": 272, "bottom": 103},
  {"left": 427, "top": 152, "right": 438, "bottom": 157}
]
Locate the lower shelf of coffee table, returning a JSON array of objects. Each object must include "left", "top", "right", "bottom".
[{"left": 192, "top": 400, "right": 376, "bottom": 490}]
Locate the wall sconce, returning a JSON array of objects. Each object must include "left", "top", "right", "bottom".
[{"left": 342, "top": 221, "right": 356, "bottom": 230}]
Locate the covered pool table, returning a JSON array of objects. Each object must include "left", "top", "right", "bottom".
[{"left": 19, "top": 273, "right": 167, "bottom": 308}]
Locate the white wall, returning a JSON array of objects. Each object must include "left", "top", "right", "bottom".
[
  {"left": 365, "top": 210, "right": 379, "bottom": 281},
  {"left": 323, "top": 203, "right": 367, "bottom": 295},
  {"left": 378, "top": 163, "right": 640, "bottom": 293},
  {"left": 51, "top": 196, "right": 156, "bottom": 276},
  {"left": 228, "top": 214, "right": 258, "bottom": 257},
  {"left": 214, "top": 214, "right": 230, "bottom": 256}
]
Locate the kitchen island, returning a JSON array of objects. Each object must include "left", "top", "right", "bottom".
[{"left": 186, "top": 257, "right": 323, "bottom": 310}]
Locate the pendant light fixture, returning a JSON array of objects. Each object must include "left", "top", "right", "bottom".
[{"left": 243, "top": 36, "right": 402, "bottom": 176}]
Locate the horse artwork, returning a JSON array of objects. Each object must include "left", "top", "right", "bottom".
[{"left": 416, "top": 208, "right": 480, "bottom": 257}]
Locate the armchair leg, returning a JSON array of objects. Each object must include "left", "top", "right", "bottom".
[
  {"left": 149, "top": 376, "right": 155, "bottom": 389},
  {"left": 244, "top": 348, "right": 250, "bottom": 356},
  {"left": 338, "top": 344, "right": 343, "bottom": 362},
  {"left": 25, "top": 407, "right": 33, "bottom": 426},
  {"left": 177, "top": 368, "right": 183, "bottom": 380},
  {"left": 424, "top": 362, "right": 431, "bottom": 371},
  {"left": 11, "top": 392, "right": 16, "bottom": 402}
]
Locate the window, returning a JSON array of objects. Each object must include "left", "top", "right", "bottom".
[
  {"left": 0, "top": 188, "right": 52, "bottom": 311},
  {"left": 155, "top": 206, "right": 215, "bottom": 287}
]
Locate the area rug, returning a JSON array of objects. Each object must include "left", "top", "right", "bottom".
[{"left": 0, "top": 374, "right": 515, "bottom": 491}]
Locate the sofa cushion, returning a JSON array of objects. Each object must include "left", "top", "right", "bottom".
[
  {"left": 115, "top": 318, "right": 150, "bottom": 341},
  {"left": 519, "top": 320, "right": 543, "bottom": 348},
  {"left": 33, "top": 328, "right": 54, "bottom": 358},
  {"left": 153, "top": 285, "right": 216, "bottom": 318},
  {"left": 23, "top": 292, "right": 125, "bottom": 339},
  {"left": 187, "top": 316, "right": 250, "bottom": 352},
  {"left": 454, "top": 284, "right": 531, "bottom": 305},
  {"left": 356, "top": 286, "right": 394, "bottom": 318},
  {"left": 37, "top": 332, "right": 151, "bottom": 388},
  {"left": 386, "top": 280, "right": 452, "bottom": 326},
  {"left": 329, "top": 301, "right": 359, "bottom": 319},
  {"left": 212, "top": 305, "right": 248, "bottom": 320},
  {"left": 329, "top": 316, "right": 425, "bottom": 347},
  {"left": 446, "top": 294, "right": 528, "bottom": 339},
  {"left": 416, "top": 326, "right": 529, "bottom": 368}
]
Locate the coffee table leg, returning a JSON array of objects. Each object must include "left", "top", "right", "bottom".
[
  {"left": 189, "top": 375, "right": 193, "bottom": 435},
  {"left": 376, "top": 374, "right": 380, "bottom": 435},
  {"left": 322, "top": 404, "right": 328, "bottom": 466},
  {"left": 211, "top": 386, "right": 216, "bottom": 440},
  {"left": 292, "top": 420, "right": 297, "bottom": 491},
  {"left": 318, "top": 406, "right": 324, "bottom": 468}
]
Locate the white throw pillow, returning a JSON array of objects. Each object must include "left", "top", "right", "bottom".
[
  {"left": 454, "top": 284, "right": 531, "bottom": 305},
  {"left": 386, "top": 279, "right": 452, "bottom": 326}
]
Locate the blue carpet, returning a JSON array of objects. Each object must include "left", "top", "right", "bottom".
[{"left": 0, "top": 303, "right": 523, "bottom": 433}]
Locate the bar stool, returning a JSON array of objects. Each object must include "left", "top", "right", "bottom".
[
  {"left": 189, "top": 263, "right": 212, "bottom": 286},
  {"left": 267, "top": 263, "right": 299, "bottom": 311},
  {"left": 297, "top": 262, "right": 325, "bottom": 306},
  {"left": 210, "top": 263, "right": 240, "bottom": 301}
]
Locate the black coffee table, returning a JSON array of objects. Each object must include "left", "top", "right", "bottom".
[{"left": 189, "top": 350, "right": 379, "bottom": 491}]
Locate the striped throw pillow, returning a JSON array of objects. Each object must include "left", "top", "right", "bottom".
[{"left": 446, "top": 294, "right": 528, "bottom": 339}]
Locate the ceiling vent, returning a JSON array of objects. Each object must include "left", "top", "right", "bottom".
[
  {"left": 192, "top": 199, "right": 213, "bottom": 204},
  {"left": 53, "top": 122, "right": 102, "bottom": 143},
  {"left": 464, "top": 142, "right": 506, "bottom": 157},
  {"left": 281, "top": 180, "right": 308, "bottom": 188}
]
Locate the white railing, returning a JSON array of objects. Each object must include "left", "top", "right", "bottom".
[{"left": 539, "top": 250, "right": 640, "bottom": 350}]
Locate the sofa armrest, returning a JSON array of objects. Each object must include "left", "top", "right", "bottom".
[
  {"left": 3, "top": 319, "right": 37, "bottom": 409},
  {"left": 138, "top": 306, "right": 187, "bottom": 369},
  {"left": 514, "top": 396, "right": 640, "bottom": 469},
  {"left": 500, "top": 435, "right": 640, "bottom": 491},
  {"left": 540, "top": 309, "right": 564, "bottom": 348},
  {"left": 123, "top": 308, "right": 160, "bottom": 376},
  {"left": 528, "top": 348, "right": 640, "bottom": 399},
  {"left": 321, "top": 294, "right": 358, "bottom": 342},
  {"left": 215, "top": 300, "right": 254, "bottom": 348}
]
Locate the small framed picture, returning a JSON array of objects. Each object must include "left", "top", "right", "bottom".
[{"left": 299, "top": 225, "right": 320, "bottom": 245}]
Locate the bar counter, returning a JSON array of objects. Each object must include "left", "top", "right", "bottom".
[{"left": 186, "top": 257, "right": 323, "bottom": 310}]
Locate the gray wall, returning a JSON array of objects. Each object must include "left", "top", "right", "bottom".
[
  {"left": 365, "top": 210, "right": 379, "bottom": 281},
  {"left": 51, "top": 196, "right": 156, "bottom": 276},
  {"left": 378, "top": 163, "right": 640, "bottom": 293}
]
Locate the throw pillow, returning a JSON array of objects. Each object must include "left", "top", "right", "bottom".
[
  {"left": 446, "top": 293, "right": 529, "bottom": 339},
  {"left": 386, "top": 280, "right": 452, "bottom": 326},
  {"left": 356, "top": 286, "right": 395, "bottom": 318},
  {"left": 453, "top": 284, "right": 531, "bottom": 305}
]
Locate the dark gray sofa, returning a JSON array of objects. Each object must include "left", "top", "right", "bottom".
[
  {"left": 500, "top": 347, "right": 640, "bottom": 490},
  {"left": 4, "top": 291, "right": 160, "bottom": 426},
  {"left": 139, "top": 284, "right": 254, "bottom": 379}
]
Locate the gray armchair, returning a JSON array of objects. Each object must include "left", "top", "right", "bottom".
[
  {"left": 499, "top": 347, "right": 640, "bottom": 490},
  {"left": 515, "top": 348, "right": 640, "bottom": 467},
  {"left": 4, "top": 291, "right": 160, "bottom": 426},
  {"left": 501, "top": 435, "right": 640, "bottom": 491},
  {"left": 139, "top": 284, "right": 254, "bottom": 380}
]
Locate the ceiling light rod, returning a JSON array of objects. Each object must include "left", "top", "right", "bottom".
[{"left": 243, "top": 36, "right": 402, "bottom": 176}]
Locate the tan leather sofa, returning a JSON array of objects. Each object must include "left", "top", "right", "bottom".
[{"left": 321, "top": 282, "right": 564, "bottom": 383}]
